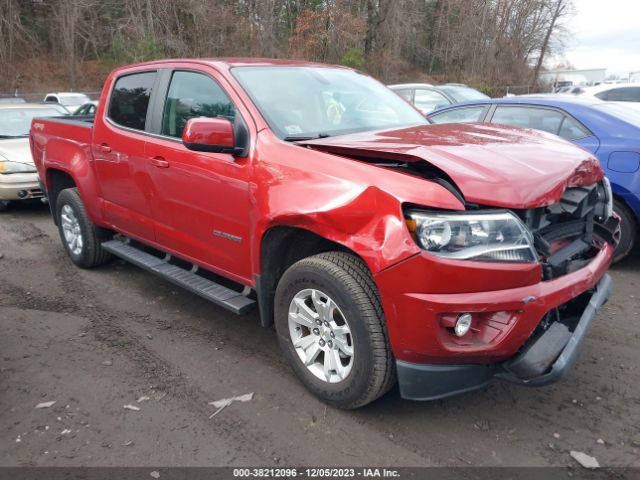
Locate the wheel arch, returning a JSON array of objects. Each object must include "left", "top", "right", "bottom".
[
  {"left": 44, "top": 163, "right": 103, "bottom": 227},
  {"left": 46, "top": 168, "right": 77, "bottom": 224},
  {"left": 255, "top": 225, "right": 368, "bottom": 328}
]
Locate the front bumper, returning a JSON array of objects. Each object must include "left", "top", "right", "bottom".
[
  {"left": 396, "top": 274, "right": 612, "bottom": 400},
  {"left": 0, "top": 172, "right": 43, "bottom": 200}
]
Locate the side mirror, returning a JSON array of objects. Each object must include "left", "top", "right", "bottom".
[{"left": 182, "top": 117, "right": 238, "bottom": 154}]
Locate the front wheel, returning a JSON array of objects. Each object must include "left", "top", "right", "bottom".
[
  {"left": 55, "top": 188, "right": 113, "bottom": 268},
  {"left": 0, "top": 200, "right": 9, "bottom": 212},
  {"left": 274, "top": 252, "right": 395, "bottom": 409}
]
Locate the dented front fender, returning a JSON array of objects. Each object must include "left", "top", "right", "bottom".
[{"left": 251, "top": 132, "right": 465, "bottom": 275}]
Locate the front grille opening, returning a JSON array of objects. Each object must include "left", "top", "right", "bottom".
[{"left": 513, "top": 183, "right": 609, "bottom": 280}]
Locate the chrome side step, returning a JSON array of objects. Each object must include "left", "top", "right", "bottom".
[{"left": 102, "top": 240, "right": 255, "bottom": 315}]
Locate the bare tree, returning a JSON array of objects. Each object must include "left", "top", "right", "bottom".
[
  {"left": 531, "top": 0, "right": 569, "bottom": 89},
  {"left": 0, "top": 0, "right": 576, "bottom": 93}
]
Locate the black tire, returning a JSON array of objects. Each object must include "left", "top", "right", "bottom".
[
  {"left": 274, "top": 251, "right": 396, "bottom": 409},
  {"left": 55, "top": 188, "right": 113, "bottom": 268},
  {"left": 613, "top": 199, "right": 637, "bottom": 263},
  {"left": 0, "top": 200, "right": 9, "bottom": 212}
]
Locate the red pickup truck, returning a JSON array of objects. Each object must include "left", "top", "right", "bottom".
[{"left": 30, "top": 59, "right": 619, "bottom": 408}]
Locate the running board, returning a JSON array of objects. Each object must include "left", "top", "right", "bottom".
[{"left": 102, "top": 240, "right": 255, "bottom": 315}]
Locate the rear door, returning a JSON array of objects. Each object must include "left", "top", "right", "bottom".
[
  {"left": 92, "top": 70, "right": 158, "bottom": 241},
  {"left": 144, "top": 68, "right": 253, "bottom": 283}
]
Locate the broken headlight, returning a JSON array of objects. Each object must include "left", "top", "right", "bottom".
[{"left": 405, "top": 210, "right": 537, "bottom": 262}]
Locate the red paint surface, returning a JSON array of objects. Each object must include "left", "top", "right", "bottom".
[
  {"left": 31, "top": 59, "right": 613, "bottom": 365},
  {"left": 183, "top": 117, "right": 235, "bottom": 148}
]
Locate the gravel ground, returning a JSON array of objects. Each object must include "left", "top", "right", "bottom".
[{"left": 1, "top": 202, "right": 639, "bottom": 467}]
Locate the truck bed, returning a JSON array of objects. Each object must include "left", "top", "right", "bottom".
[
  {"left": 31, "top": 115, "right": 93, "bottom": 145},
  {"left": 30, "top": 115, "right": 94, "bottom": 176}
]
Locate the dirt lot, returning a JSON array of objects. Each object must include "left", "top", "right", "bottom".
[{"left": 1, "top": 202, "right": 639, "bottom": 468}]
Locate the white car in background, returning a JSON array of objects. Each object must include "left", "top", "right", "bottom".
[
  {"left": 0, "top": 103, "right": 68, "bottom": 211},
  {"left": 43, "top": 92, "right": 91, "bottom": 114},
  {"left": 575, "top": 83, "right": 640, "bottom": 103}
]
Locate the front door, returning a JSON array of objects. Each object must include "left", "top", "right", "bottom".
[
  {"left": 92, "top": 70, "right": 158, "bottom": 241},
  {"left": 144, "top": 69, "right": 253, "bottom": 283}
]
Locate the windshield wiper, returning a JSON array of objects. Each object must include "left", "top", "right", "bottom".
[
  {"left": 283, "top": 132, "right": 331, "bottom": 142},
  {"left": 0, "top": 135, "right": 27, "bottom": 139}
]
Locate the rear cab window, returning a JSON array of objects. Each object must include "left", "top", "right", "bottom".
[{"left": 108, "top": 71, "right": 157, "bottom": 131}]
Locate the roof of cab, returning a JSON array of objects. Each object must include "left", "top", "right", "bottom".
[
  {"left": 112, "top": 57, "right": 350, "bottom": 73},
  {"left": 206, "top": 57, "right": 348, "bottom": 68}
]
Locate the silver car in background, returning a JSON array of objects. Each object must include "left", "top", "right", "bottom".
[
  {"left": 0, "top": 103, "right": 68, "bottom": 211},
  {"left": 388, "top": 83, "right": 490, "bottom": 114}
]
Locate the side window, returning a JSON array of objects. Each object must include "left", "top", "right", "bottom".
[
  {"left": 394, "top": 89, "right": 414, "bottom": 102},
  {"left": 491, "top": 106, "right": 564, "bottom": 136},
  {"left": 430, "top": 106, "right": 486, "bottom": 124},
  {"left": 594, "top": 90, "right": 610, "bottom": 101},
  {"left": 44, "top": 96, "right": 57, "bottom": 103},
  {"left": 162, "top": 71, "right": 236, "bottom": 138},
  {"left": 558, "top": 116, "right": 590, "bottom": 140},
  {"left": 607, "top": 87, "right": 640, "bottom": 102},
  {"left": 108, "top": 71, "right": 156, "bottom": 131},
  {"left": 414, "top": 89, "right": 450, "bottom": 112}
]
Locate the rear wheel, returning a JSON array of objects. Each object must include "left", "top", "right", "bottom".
[
  {"left": 55, "top": 188, "right": 113, "bottom": 268},
  {"left": 274, "top": 252, "right": 395, "bottom": 409},
  {"left": 613, "top": 199, "right": 637, "bottom": 262}
]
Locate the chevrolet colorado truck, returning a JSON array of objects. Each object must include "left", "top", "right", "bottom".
[{"left": 30, "top": 59, "right": 619, "bottom": 408}]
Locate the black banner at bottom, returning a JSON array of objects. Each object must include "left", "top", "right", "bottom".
[{"left": 0, "top": 467, "right": 638, "bottom": 480}]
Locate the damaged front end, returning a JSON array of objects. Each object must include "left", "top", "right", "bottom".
[{"left": 513, "top": 179, "right": 620, "bottom": 279}]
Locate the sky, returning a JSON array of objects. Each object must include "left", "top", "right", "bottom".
[{"left": 560, "top": 0, "right": 640, "bottom": 76}]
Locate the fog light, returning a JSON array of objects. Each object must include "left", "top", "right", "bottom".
[
  {"left": 455, "top": 313, "right": 472, "bottom": 337},
  {"left": 17, "top": 190, "right": 27, "bottom": 198}
]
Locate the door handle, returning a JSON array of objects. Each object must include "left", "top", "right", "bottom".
[
  {"left": 150, "top": 156, "right": 170, "bottom": 168},
  {"left": 95, "top": 143, "right": 111, "bottom": 153}
]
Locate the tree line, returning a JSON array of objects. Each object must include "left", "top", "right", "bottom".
[{"left": 0, "top": 0, "right": 572, "bottom": 93}]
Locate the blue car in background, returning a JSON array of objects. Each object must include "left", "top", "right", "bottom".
[{"left": 429, "top": 97, "right": 640, "bottom": 261}]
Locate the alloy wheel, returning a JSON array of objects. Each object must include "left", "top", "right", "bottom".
[{"left": 288, "top": 288, "right": 354, "bottom": 383}]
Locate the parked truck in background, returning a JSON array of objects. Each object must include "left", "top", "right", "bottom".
[{"left": 30, "top": 59, "right": 619, "bottom": 408}]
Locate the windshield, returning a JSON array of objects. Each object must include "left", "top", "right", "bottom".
[
  {"left": 60, "top": 95, "right": 90, "bottom": 107},
  {"left": 232, "top": 66, "right": 427, "bottom": 139},
  {"left": 595, "top": 103, "right": 640, "bottom": 127},
  {"left": 0, "top": 108, "right": 65, "bottom": 137},
  {"left": 438, "top": 85, "right": 489, "bottom": 102}
]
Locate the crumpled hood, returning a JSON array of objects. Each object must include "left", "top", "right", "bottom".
[
  {"left": 0, "top": 137, "right": 34, "bottom": 166},
  {"left": 301, "top": 123, "right": 603, "bottom": 209}
]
